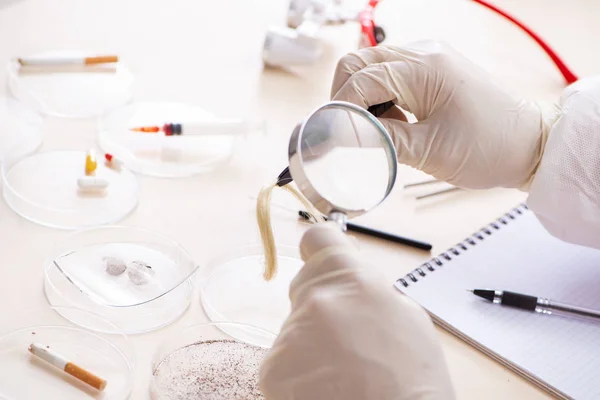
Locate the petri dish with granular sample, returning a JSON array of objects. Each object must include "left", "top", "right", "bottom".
[
  {"left": 150, "top": 322, "right": 276, "bottom": 400},
  {"left": 1, "top": 149, "right": 139, "bottom": 229},
  {"left": 0, "top": 306, "right": 133, "bottom": 400}
]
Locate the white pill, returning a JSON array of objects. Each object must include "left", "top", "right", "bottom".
[{"left": 77, "top": 176, "right": 109, "bottom": 191}]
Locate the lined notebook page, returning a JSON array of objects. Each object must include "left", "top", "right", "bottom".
[{"left": 396, "top": 207, "right": 600, "bottom": 400}]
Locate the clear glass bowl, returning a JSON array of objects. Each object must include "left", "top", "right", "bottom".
[
  {"left": 1, "top": 150, "right": 139, "bottom": 229},
  {"left": 0, "top": 96, "right": 43, "bottom": 163},
  {"left": 7, "top": 51, "right": 134, "bottom": 118},
  {"left": 200, "top": 244, "right": 302, "bottom": 335},
  {"left": 150, "top": 321, "right": 276, "bottom": 400},
  {"left": 44, "top": 226, "right": 198, "bottom": 334},
  {"left": 0, "top": 306, "right": 133, "bottom": 400}
]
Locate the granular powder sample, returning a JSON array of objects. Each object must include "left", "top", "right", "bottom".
[{"left": 152, "top": 339, "right": 268, "bottom": 400}]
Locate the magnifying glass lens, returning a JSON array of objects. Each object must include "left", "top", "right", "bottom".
[{"left": 299, "top": 104, "right": 396, "bottom": 213}]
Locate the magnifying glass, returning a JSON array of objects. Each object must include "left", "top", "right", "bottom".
[{"left": 276, "top": 100, "right": 397, "bottom": 230}]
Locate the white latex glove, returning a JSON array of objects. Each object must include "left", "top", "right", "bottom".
[
  {"left": 259, "top": 223, "right": 455, "bottom": 400},
  {"left": 330, "top": 40, "right": 560, "bottom": 190},
  {"left": 331, "top": 40, "right": 600, "bottom": 250}
]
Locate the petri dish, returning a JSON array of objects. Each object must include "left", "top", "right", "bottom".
[
  {"left": 7, "top": 51, "right": 134, "bottom": 118},
  {"left": 200, "top": 245, "right": 303, "bottom": 335},
  {"left": 97, "top": 101, "right": 244, "bottom": 177},
  {"left": 150, "top": 322, "right": 276, "bottom": 400},
  {"left": 0, "top": 306, "right": 133, "bottom": 400},
  {"left": 2, "top": 150, "right": 139, "bottom": 229},
  {"left": 0, "top": 96, "right": 44, "bottom": 163},
  {"left": 44, "top": 226, "right": 198, "bottom": 334}
]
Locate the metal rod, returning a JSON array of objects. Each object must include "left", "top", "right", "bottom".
[
  {"left": 403, "top": 178, "right": 440, "bottom": 189},
  {"left": 416, "top": 186, "right": 462, "bottom": 200}
]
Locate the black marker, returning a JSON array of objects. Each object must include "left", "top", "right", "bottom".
[{"left": 299, "top": 211, "right": 432, "bottom": 251}]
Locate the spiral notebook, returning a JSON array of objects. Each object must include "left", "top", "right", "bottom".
[{"left": 394, "top": 204, "right": 600, "bottom": 400}]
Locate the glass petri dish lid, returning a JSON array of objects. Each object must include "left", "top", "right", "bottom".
[
  {"left": 44, "top": 226, "right": 198, "bottom": 334},
  {"left": 97, "top": 101, "right": 252, "bottom": 177},
  {"left": 150, "top": 321, "right": 276, "bottom": 400},
  {"left": 7, "top": 50, "right": 134, "bottom": 118},
  {"left": 1, "top": 149, "right": 139, "bottom": 229},
  {"left": 0, "top": 96, "right": 43, "bottom": 163},
  {"left": 200, "top": 244, "right": 303, "bottom": 335},
  {"left": 0, "top": 306, "right": 133, "bottom": 400}
]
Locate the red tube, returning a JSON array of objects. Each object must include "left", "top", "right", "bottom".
[
  {"left": 359, "top": 0, "right": 382, "bottom": 47},
  {"left": 473, "top": 0, "right": 578, "bottom": 84}
]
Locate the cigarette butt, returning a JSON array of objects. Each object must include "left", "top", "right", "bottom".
[
  {"left": 28, "top": 343, "right": 107, "bottom": 391},
  {"left": 84, "top": 55, "right": 118, "bottom": 65}
]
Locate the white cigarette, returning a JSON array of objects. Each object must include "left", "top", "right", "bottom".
[
  {"left": 28, "top": 343, "right": 107, "bottom": 391},
  {"left": 17, "top": 55, "right": 118, "bottom": 66}
]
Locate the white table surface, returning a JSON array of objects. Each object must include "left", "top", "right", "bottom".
[{"left": 0, "top": 0, "right": 598, "bottom": 398}]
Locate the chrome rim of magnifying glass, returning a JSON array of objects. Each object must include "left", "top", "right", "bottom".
[{"left": 287, "top": 100, "right": 397, "bottom": 221}]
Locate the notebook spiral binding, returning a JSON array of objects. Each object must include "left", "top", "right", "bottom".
[{"left": 396, "top": 203, "right": 529, "bottom": 288}]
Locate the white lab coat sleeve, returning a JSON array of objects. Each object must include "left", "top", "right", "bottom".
[{"left": 527, "top": 77, "right": 600, "bottom": 249}]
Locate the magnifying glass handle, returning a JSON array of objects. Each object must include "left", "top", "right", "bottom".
[
  {"left": 276, "top": 166, "right": 293, "bottom": 187},
  {"left": 367, "top": 101, "right": 395, "bottom": 117}
]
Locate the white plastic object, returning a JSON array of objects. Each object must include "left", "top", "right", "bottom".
[
  {"left": 77, "top": 176, "right": 109, "bottom": 191},
  {"left": 263, "top": 25, "right": 322, "bottom": 67}
]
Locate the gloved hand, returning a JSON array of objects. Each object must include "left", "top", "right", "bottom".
[
  {"left": 330, "top": 40, "right": 560, "bottom": 190},
  {"left": 259, "top": 222, "right": 455, "bottom": 400},
  {"left": 331, "top": 40, "right": 600, "bottom": 250}
]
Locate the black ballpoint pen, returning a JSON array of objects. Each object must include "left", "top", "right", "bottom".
[
  {"left": 470, "top": 289, "right": 600, "bottom": 321},
  {"left": 298, "top": 210, "right": 432, "bottom": 251}
]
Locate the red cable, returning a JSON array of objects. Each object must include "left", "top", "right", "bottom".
[
  {"left": 473, "top": 0, "right": 578, "bottom": 84},
  {"left": 359, "top": 1, "right": 380, "bottom": 47}
]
